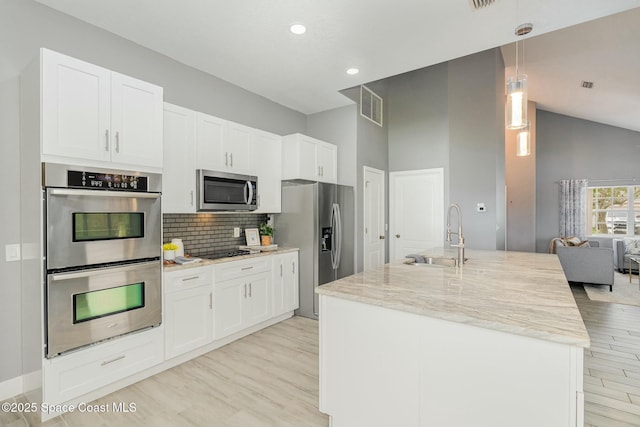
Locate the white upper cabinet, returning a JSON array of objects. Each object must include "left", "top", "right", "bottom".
[
  {"left": 250, "top": 129, "right": 282, "bottom": 213},
  {"left": 196, "top": 113, "right": 249, "bottom": 173},
  {"left": 282, "top": 133, "right": 337, "bottom": 184},
  {"left": 41, "top": 49, "right": 163, "bottom": 170},
  {"left": 163, "top": 103, "right": 196, "bottom": 213}
]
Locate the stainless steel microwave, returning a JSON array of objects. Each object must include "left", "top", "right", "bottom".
[{"left": 197, "top": 169, "right": 258, "bottom": 211}]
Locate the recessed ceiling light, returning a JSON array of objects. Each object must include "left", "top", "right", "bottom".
[
  {"left": 346, "top": 68, "right": 359, "bottom": 75},
  {"left": 289, "top": 23, "right": 306, "bottom": 35}
]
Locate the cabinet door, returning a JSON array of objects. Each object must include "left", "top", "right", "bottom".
[
  {"left": 299, "top": 135, "right": 319, "bottom": 181},
  {"left": 213, "top": 278, "right": 245, "bottom": 340},
  {"left": 317, "top": 142, "right": 337, "bottom": 184},
  {"left": 41, "top": 49, "right": 111, "bottom": 162},
  {"left": 165, "top": 285, "right": 213, "bottom": 359},
  {"left": 196, "top": 112, "right": 225, "bottom": 170},
  {"left": 245, "top": 272, "right": 272, "bottom": 328},
  {"left": 250, "top": 130, "right": 281, "bottom": 213},
  {"left": 110, "top": 72, "right": 164, "bottom": 168},
  {"left": 224, "top": 121, "right": 250, "bottom": 172},
  {"left": 284, "top": 253, "right": 300, "bottom": 312},
  {"left": 163, "top": 103, "right": 196, "bottom": 213}
]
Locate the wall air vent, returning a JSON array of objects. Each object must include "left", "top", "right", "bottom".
[
  {"left": 581, "top": 81, "right": 594, "bottom": 89},
  {"left": 360, "top": 85, "right": 383, "bottom": 127},
  {"left": 469, "top": 0, "right": 496, "bottom": 10}
]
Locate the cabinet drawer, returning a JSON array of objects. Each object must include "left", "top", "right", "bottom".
[
  {"left": 43, "top": 326, "right": 163, "bottom": 405},
  {"left": 165, "top": 266, "right": 213, "bottom": 294},
  {"left": 213, "top": 257, "right": 271, "bottom": 282}
]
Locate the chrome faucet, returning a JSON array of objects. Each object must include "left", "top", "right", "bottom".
[{"left": 446, "top": 203, "right": 465, "bottom": 266}]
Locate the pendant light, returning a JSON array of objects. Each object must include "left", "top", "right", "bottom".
[
  {"left": 506, "top": 23, "right": 533, "bottom": 130},
  {"left": 516, "top": 123, "right": 530, "bottom": 156}
]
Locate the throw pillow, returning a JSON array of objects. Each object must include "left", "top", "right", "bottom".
[{"left": 623, "top": 237, "right": 640, "bottom": 254}]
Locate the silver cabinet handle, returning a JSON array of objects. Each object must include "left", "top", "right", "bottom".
[
  {"left": 105, "top": 129, "right": 110, "bottom": 151},
  {"left": 230, "top": 153, "right": 233, "bottom": 167},
  {"left": 292, "top": 261, "right": 295, "bottom": 275},
  {"left": 182, "top": 276, "right": 200, "bottom": 282},
  {"left": 115, "top": 131, "right": 120, "bottom": 153},
  {"left": 244, "top": 283, "right": 247, "bottom": 298},
  {"left": 249, "top": 282, "right": 252, "bottom": 298},
  {"left": 101, "top": 355, "right": 125, "bottom": 366},
  {"left": 379, "top": 235, "right": 385, "bottom": 240},
  {"left": 190, "top": 190, "right": 194, "bottom": 206},
  {"left": 280, "top": 264, "right": 283, "bottom": 277},
  {"left": 241, "top": 266, "right": 254, "bottom": 271},
  {"left": 321, "top": 166, "right": 324, "bottom": 176},
  {"left": 225, "top": 152, "right": 228, "bottom": 166},
  {"left": 318, "top": 166, "right": 321, "bottom": 177},
  {"left": 396, "top": 234, "right": 401, "bottom": 238},
  {"left": 209, "top": 292, "right": 213, "bottom": 309}
]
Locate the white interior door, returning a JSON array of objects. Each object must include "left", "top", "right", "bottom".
[
  {"left": 390, "top": 169, "right": 444, "bottom": 260},
  {"left": 364, "top": 166, "right": 386, "bottom": 271}
]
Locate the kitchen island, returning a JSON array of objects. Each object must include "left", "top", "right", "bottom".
[{"left": 317, "top": 249, "right": 590, "bottom": 427}]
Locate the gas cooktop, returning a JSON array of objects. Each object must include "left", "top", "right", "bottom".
[{"left": 200, "top": 250, "right": 255, "bottom": 260}]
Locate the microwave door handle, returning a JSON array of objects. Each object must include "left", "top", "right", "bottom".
[{"left": 245, "top": 181, "right": 254, "bottom": 205}]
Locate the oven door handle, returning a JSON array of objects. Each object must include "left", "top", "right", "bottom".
[
  {"left": 48, "top": 188, "right": 160, "bottom": 199},
  {"left": 50, "top": 260, "right": 160, "bottom": 281}
]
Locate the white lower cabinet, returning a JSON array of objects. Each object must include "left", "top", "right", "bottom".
[
  {"left": 212, "top": 256, "right": 275, "bottom": 340},
  {"left": 273, "top": 252, "right": 299, "bottom": 317},
  {"left": 213, "top": 269, "right": 272, "bottom": 340},
  {"left": 43, "top": 326, "right": 163, "bottom": 406},
  {"left": 164, "top": 266, "right": 213, "bottom": 359}
]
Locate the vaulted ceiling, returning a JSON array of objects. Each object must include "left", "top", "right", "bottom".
[{"left": 35, "top": 0, "right": 640, "bottom": 131}]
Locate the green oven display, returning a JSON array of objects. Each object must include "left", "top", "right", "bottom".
[
  {"left": 73, "top": 283, "right": 145, "bottom": 323},
  {"left": 73, "top": 212, "right": 144, "bottom": 242}
]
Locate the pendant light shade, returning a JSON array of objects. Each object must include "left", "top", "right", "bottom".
[
  {"left": 506, "top": 74, "right": 527, "bottom": 130},
  {"left": 516, "top": 123, "right": 530, "bottom": 156}
]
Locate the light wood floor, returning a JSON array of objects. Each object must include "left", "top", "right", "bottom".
[
  {"left": 3, "top": 289, "right": 640, "bottom": 427},
  {"left": 2, "top": 316, "right": 329, "bottom": 427},
  {"left": 572, "top": 285, "right": 640, "bottom": 427}
]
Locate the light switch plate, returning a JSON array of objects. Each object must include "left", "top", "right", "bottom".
[
  {"left": 233, "top": 227, "right": 240, "bottom": 238},
  {"left": 5, "top": 244, "right": 20, "bottom": 262}
]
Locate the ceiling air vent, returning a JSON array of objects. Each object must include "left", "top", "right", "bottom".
[
  {"left": 469, "top": 0, "right": 496, "bottom": 10},
  {"left": 360, "top": 85, "right": 383, "bottom": 127},
  {"left": 581, "top": 81, "right": 594, "bottom": 89}
]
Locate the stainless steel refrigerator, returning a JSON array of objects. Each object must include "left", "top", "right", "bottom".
[{"left": 275, "top": 182, "right": 354, "bottom": 319}]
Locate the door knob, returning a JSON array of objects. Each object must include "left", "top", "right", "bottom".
[{"left": 396, "top": 234, "right": 400, "bottom": 238}]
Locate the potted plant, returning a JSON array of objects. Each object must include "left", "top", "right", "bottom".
[
  {"left": 162, "top": 242, "right": 178, "bottom": 261},
  {"left": 259, "top": 223, "right": 274, "bottom": 246}
]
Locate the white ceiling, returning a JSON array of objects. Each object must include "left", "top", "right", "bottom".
[{"left": 35, "top": 0, "right": 640, "bottom": 131}]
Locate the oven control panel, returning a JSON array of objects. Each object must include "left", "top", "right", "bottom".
[{"left": 67, "top": 170, "right": 149, "bottom": 192}]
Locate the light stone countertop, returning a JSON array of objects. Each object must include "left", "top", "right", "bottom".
[
  {"left": 316, "top": 249, "right": 591, "bottom": 348},
  {"left": 163, "top": 247, "right": 299, "bottom": 272}
]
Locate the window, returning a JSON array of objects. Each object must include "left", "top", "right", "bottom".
[{"left": 588, "top": 186, "right": 640, "bottom": 236}]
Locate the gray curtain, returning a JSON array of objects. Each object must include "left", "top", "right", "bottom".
[{"left": 559, "top": 179, "right": 588, "bottom": 239}]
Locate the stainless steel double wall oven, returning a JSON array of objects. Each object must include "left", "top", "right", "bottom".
[{"left": 44, "top": 163, "right": 162, "bottom": 358}]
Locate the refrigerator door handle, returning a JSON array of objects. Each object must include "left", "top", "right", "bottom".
[
  {"left": 330, "top": 204, "right": 338, "bottom": 269},
  {"left": 334, "top": 203, "right": 342, "bottom": 270}
]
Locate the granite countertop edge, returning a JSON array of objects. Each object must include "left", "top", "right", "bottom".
[{"left": 163, "top": 247, "right": 299, "bottom": 271}]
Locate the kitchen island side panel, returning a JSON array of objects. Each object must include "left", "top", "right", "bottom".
[{"left": 320, "top": 295, "right": 582, "bottom": 427}]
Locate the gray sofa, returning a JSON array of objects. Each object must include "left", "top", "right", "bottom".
[
  {"left": 556, "top": 245, "right": 614, "bottom": 292},
  {"left": 613, "top": 238, "right": 640, "bottom": 273}
]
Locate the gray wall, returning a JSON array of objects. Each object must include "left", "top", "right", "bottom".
[
  {"left": 536, "top": 110, "right": 640, "bottom": 252},
  {"left": 448, "top": 49, "right": 505, "bottom": 251},
  {"left": 306, "top": 105, "right": 358, "bottom": 188},
  {"left": 386, "top": 49, "right": 505, "bottom": 252},
  {"left": 0, "top": 0, "right": 305, "bottom": 385}
]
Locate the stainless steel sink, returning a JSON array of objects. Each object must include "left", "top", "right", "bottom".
[{"left": 404, "top": 256, "right": 459, "bottom": 267}]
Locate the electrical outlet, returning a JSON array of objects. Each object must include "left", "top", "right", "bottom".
[
  {"left": 477, "top": 203, "right": 486, "bottom": 213},
  {"left": 5, "top": 244, "right": 20, "bottom": 262},
  {"left": 233, "top": 227, "right": 240, "bottom": 238}
]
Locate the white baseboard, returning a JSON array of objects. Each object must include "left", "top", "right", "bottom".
[{"left": 0, "top": 376, "right": 23, "bottom": 401}]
